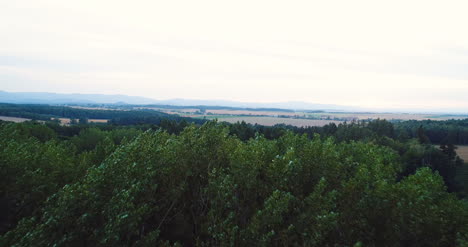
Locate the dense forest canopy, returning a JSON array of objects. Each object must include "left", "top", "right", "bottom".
[
  {"left": 0, "top": 116, "right": 467, "bottom": 246},
  {"left": 395, "top": 119, "right": 468, "bottom": 145},
  {"left": 0, "top": 103, "right": 206, "bottom": 125}
]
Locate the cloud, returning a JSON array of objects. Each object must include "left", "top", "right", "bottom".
[{"left": 1, "top": 0, "right": 468, "bottom": 110}]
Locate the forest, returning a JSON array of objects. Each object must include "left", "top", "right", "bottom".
[
  {"left": 1, "top": 117, "right": 468, "bottom": 246},
  {"left": 0, "top": 103, "right": 205, "bottom": 125}
]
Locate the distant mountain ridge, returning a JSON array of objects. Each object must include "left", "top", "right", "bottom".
[
  {"left": 0, "top": 91, "right": 356, "bottom": 111},
  {"left": 0, "top": 91, "right": 157, "bottom": 105},
  {"left": 1, "top": 91, "right": 467, "bottom": 114}
]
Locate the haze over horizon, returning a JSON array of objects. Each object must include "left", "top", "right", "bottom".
[{"left": 1, "top": 0, "right": 468, "bottom": 111}]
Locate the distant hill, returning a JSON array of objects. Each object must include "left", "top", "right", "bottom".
[
  {"left": 0, "top": 91, "right": 157, "bottom": 105},
  {"left": 154, "top": 98, "right": 359, "bottom": 111},
  {"left": 0, "top": 91, "right": 357, "bottom": 111}
]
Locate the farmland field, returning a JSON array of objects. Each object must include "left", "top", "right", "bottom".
[
  {"left": 131, "top": 106, "right": 468, "bottom": 121},
  {"left": 0, "top": 116, "right": 108, "bottom": 125},
  {"left": 305, "top": 113, "right": 462, "bottom": 121},
  {"left": 457, "top": 146, "right": 468, "bottom": 161},
  {"left": 206, "top": 109, "right": 297, "bottom": 116},
  {"left": 57, "top": 118, "right": 108, "bottom": 125},
  {"left": 0, "top": 116, "right": 32, "bottom": 123},
  {"left": 90, "top": 119, "right": 108, "bottom": 123},
  {"left": 455, "top": 146, "right": 468, "bottom": 198},
  {"left": 214, "top": 116, "right": 343, "bottom": 127},
  {"left": 63, "top": 105, "right": 468, "bottom": 122}
]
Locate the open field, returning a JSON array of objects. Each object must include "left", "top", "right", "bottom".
[
  {"left": 139, "top": 108, "right": 199, "bottom": 114},
  {"left": 214, "top": 116, "right": 343, "bottom": 127},
  {"left": 69, "top": 106, "right": 122, "bottom": 111},
  {"left": 206, "top": 109, "right": 297, "bottom": 116},
  {"left": 457, "top": 146, "right": 468, "bottom": 161},
  {"left": 0, "top": 115, "right": 108, "bottom": 125},
  {"left": 455, "top": 146, "right": 468, "bottom": 197},
  {"left": 57, "top": 118, "right": 108, "bottom": 125},
  {"left": 63, "top": 105, "right": 468, "bottom": 122},
  {"left": 0, "top": 116, "right": 32, "bottom": 123},
  {"left": 304, "top": 113, "right": 465, "bottom": 121},
  {"left": 132, "top": 106, "right": 468, "bottom": 121},
  {"left": 139, "top": 108, "right": 297, "bottom": 116},
  {"left": 89, "top": 119, "right": 109, "bottom": 123}
]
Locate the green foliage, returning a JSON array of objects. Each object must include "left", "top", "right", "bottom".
[
  {"left": 0, "top": 103, "right": 206, "bottom": 126},
  {"left": 395, "top": 119, "right": 468, "bottom": 145},
  {"left": 0, "top": 123, "right": 77, "bottom": 234},
  {"left": 1, "top": 121, "right": 467, "bottom": 246}
]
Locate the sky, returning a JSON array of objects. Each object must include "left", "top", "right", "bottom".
[{"left": 1, "top": 0, "right": 468, "bottom": 111}]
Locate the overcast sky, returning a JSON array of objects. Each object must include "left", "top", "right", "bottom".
[{"left": 1, "top": 0, "right": 468, "bottom": 110}]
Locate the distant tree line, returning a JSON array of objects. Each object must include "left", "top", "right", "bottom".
[
  {"left": 0, "top": 103, "right": 205, "bottom": 125},
  {"left": 123, "top": 104, "right": 297, "bottom": 113}
]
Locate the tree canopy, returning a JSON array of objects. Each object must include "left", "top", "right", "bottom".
[{"left": 1, "top": 120, "right": 467, "bottom": 246}]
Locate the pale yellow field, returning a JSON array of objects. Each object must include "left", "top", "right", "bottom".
[
  {"left": 89, "top": 119, "right": 108, "bottom": 123},
  {"left": 69, "top": 106, "right": 121, "bottom": 111},
  {"left": 57, "top": 118, "right": 108, "bottom": 125},
  {"left": 456, "top": 146, "right": 468, "bottom": 161},
  {"left": 0, "top": 116, "right": 108, "bottom": 125},
  {"left": 218, "top": 116, "right": 343, "bottom": 127},
  {"left": 206, "top": 109, "right": 298, "bottom": 116},
  {"left": 137, "top": 106, "right": 468, "bottom": 121},
  {"left": 319, "top": 113, "right": 464, "bottom": 121},
  {"left": 0, "top": 116, "right": 32, "bottom": 123},
  {"left": 72, "top": 105, "right": 468, "bottom": 122}
]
